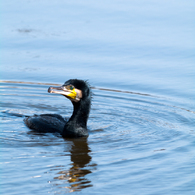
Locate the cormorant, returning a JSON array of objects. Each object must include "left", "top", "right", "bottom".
[{"left": 24, "top": 79, "right": 91, "bottom": 138}]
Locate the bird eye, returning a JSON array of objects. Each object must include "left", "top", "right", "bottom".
[{"left": 69, "top": 85, "right": 74, "bottom": 90}]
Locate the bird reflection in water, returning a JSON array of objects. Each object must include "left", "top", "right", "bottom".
[{"left": 52, "top": 137, "right": 96, "bottom": 192}]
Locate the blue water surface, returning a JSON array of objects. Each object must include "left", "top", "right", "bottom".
[{"left": 1, "top": 0, "right": 195, "bottom": 194}]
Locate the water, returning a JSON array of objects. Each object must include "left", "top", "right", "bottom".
[{"left": 1, "top": 0, "right": 195, "bottom": 194}]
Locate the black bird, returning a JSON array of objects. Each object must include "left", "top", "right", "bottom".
[{"left": 24, "top": 79, "right": 91, "bottom": 138}]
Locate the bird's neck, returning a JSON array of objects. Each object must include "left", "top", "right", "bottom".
[
  {"left": 70, "top": 99, "right": 91, "bottom": 127},
  {"left": 63, "top": 98, "right": 91, "bottom": 137}
]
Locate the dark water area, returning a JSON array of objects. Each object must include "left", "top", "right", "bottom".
[{"left": 1, "top": 0, "right": 195, "bottom": 194}]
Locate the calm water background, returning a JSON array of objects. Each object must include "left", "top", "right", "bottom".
[{"left": 1, "top": 0, "right": 195, "bottom": 194}]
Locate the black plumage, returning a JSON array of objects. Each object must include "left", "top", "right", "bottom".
[{"left": 24, "top": 79, "right": 91, "bottom": 138}]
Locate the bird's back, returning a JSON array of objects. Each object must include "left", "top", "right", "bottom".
[{"left": 24, "top": 114, "right": 67, "bottom": 134}]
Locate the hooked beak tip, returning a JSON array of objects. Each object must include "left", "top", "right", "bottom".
[{"left": 48, "top": 87, "right": 52, "bottom": 93}]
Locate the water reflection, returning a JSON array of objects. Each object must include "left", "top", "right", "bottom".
[{"left": 53, "top": 137, "right": 95, "bottom": 192}]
